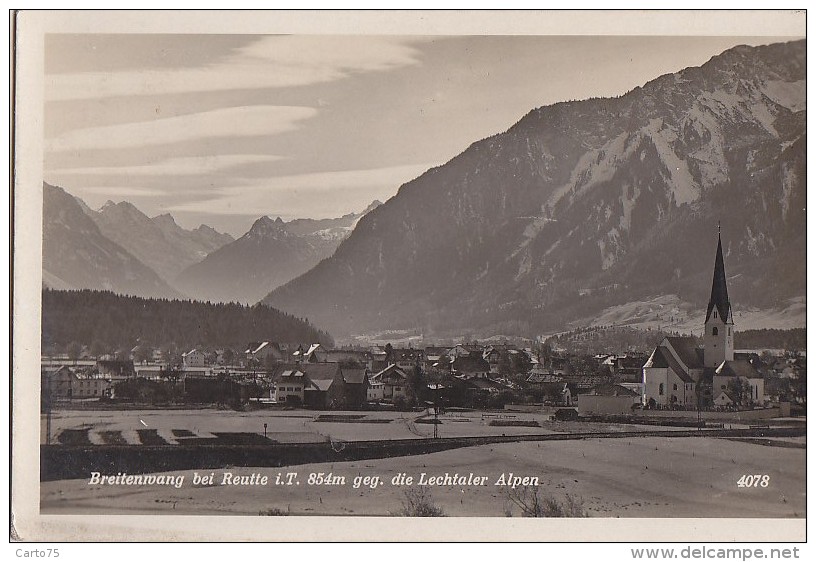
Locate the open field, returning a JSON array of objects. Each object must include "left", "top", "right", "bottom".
[
  {"left": 40, "top": 436, "right": 805, "bottom": 518},
  {"left": 42, "top": 408, "right": 744, "bottom": 446}
]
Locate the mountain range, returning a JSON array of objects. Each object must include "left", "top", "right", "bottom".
[
  {"left": 42, "top": 182, "right": 381, "bottom": 304},
  {"left": 81, "top": 199, "right": 235, "bottom": 281},
  {"left": 42, "top": 183, "right": 181, "bottom": 299},
  {"left": 262, "top": 40, "right": 806, "bottom": 340},
  {"left": 174, "top": 201, "right": 382, "bottom": 304}
]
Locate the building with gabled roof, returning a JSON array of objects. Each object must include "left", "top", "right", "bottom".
[
  {"left": 273, "top": 369, "right": 306, "bottom": 404},
  {"left": 182, "top": 348, "right": 206, "bottom": 367},
  {"left": 643, "top": 229, "right": 765, "bottom": 409},
  {"left": 368, "top": 364, "right": 409, "bottom": 402},
  {"left": 642, "top": 343, "right": 699, "bottom": 407},
  {"left": 341, "top": 367, "right": 369, "bottom": 409},
  {"left": 451, "top": 355, "right": 490, "bottom": 379},
  {"left": 577, "top": 383, "right": 641, "bottom": 415}
]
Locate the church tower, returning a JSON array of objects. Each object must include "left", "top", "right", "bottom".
[{"left": 703, "top": 227, "right": 734, "bottom": 368}]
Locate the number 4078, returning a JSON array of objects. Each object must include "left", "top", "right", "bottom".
[{"left": 737, "top": 474, "right": 770, "bottom": 488}]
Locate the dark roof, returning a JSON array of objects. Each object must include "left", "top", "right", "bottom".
[
  {"left": 307, "top": 378, "right": 335, "bottom": 391},
  {"left": 664, "top": 337, "right": 704, "bottom": 369},
  {"left": 452, "top": 356, "right": 490, "bottom": 373},
  {"left": 342, "top": 368, "right": 368, "bottom": 385},
  {"left": 617, "top": 356, "right": 646, "bottom": 370},
  {"left": 373, "top": 364, "right": 408, "bottom": 380},
  {"left": 526, "top": 373, "right": 562, "bottom": 384},
  {"left": 648, "top": 347, "right": 694, "bottom": 383},
  {"left": 715, "top": 360, "right": 762, "bottom": 379},
  {"left": 466, "top": 378, "right": 503, "bottom": 390},
  {"left": 705, "top": 234, "right": 733, "bottom": 324},
  {"left": 583, "top": 383, "right": 640, "bottom": 397},
  {"left": 301, "top": 362, "right": 341, "bottom": 380},
  {"left": 715, "top": 389, "right": 738, "bottom": 403}
]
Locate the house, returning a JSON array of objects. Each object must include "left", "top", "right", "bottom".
[
  {"left": 447, "top": 344, "right": 482, "bottom": 358},
  {"left": 245, "top": 342, "right": 289, "bottom": 366},
  {"left": 367, "top": 376, "right": 385, "bottom": 402},
  {"left": 41, "top": 365, "right": 76, "bottom": 399},
  {"left": 537, "top": 382, "right": 572, "bottom": 405},
  {"left": 368, "top": 364, "right": 409, "bottom": 402},
  {"left": 424, "top": 346, "right": 450, "bottom": 372},
  {"left": 610, "top": 354, "right": 648, "bottom": 383},
  {"left": 96, "top": 359, "right": 136, "bottom": 382},
  {"left": 713, "top": 389, "right": 739, "bottom": 407},
  {"left": 577, "top": 383, "right": 641, "bottom": 415},
  {"left": 301, "top": 362, "right": 345, "bottom": 409},
  {"left": 392, "top": 348, "right": 425, "bottom": 372},
  {"left": 274, "top": 369, "right": 307, "bottom": 405},
  {"left": 526, "top": 371, "right": 563, "bottom": 385},
  {"left": 451, "top": 356, "right": 490, "bottom": 379},
  {"left": 42, "top": 366, "right": 112, "bottom": 400},
  {"left": 293, "top": 343, "right": 325, "bottom": 364},
  {"left": 368, "top": 346, "right": 389, "bottom": 372},
  {"left": 324, "top": 349, "right": 370, "bottom": 368},
  {"left": 713, "top": 360, "right": 764, "bottom": 406},
  {"left": 341, "top": 368, "right": 369, "bottom": 409},
  {"left": 464, "top": 377, "right": 505, "bottom": 395},
  {"left": 182, "top": 348, "right": 206, "bottom": 367},
  {"left": 72, "top": 372, "right": 113, "bottom": 398},
  {"left": 483, "top": 347, "right": 503, "bottom": 373}
]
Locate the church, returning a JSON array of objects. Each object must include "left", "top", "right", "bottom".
[{"left": 642, "top": 230, "right": 764, "bottom": 409}]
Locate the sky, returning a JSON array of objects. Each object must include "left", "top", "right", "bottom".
[{"left": 44, "top": 34, "right": 800, "bottom": 236}]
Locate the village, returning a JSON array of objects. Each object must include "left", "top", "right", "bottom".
[
  {"left": 41, "top": 233, "right": 806, "bottom": 429},
  {"left": 40, "top": 336, "right": 806, "bottom": 417},
  {"left": 43, "top": 343, "right": 805, "bottom": 433}
]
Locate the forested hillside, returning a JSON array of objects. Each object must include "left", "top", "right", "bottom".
[{"left": 41, "top": 289, "right": 333, "bottom": 352}]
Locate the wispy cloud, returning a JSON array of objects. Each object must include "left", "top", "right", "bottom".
[
  {"left": 79, "top": 186, "right": 168, "bottom": 199},
  {"left": 165, "top": 163, "right": 434, "bottom": 218},
  {"left": 49, "top": 154, "right": 286, "bottom": 176},
  {"left": 46, "top": 105, "right": 317, "bottom": 153},
  {"left": 47, "top": 36, "right": 425, "bottom": 101}
]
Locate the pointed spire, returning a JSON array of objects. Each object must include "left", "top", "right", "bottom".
[{"left": 705, "top": 229, "right": 732, "bottom": 324}]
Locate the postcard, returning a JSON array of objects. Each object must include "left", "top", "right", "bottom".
[{"left": 11, "top": 9, "right": 807, "bottom": 542}]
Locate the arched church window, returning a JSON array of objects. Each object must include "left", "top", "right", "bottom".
[
  {"left": 728, "top": 327, "right": 731, "bottom": 336},
  {"left": 659, "top": 383, "right": 664, "bottom": 396},
  {"left": 712, "top": 327, "right": 718, "bottom": 336}
]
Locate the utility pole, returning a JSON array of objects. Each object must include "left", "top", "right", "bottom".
[
  {"left": 45, "top": 374, "right": 52, "bottom": 445},
  {"left": 433, "top": 381, "right": 440, "bottom": 439}
]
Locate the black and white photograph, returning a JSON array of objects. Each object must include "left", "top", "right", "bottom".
[{"left": 11, "top": 9, "right": 807, "bottom": 542}]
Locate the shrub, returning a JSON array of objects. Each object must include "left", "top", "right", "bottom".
[
  {"left": 394, "top": 487, "right": 445, "bottom": 517},
  {"left": 504, "top": 485, "right": 586, "bottom": 517},
  {"left": 259, "top": 507, "right": 290, "bottom": 516}
]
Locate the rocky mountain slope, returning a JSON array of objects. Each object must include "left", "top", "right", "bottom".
[
  {"left": 42, "top": 183, "right": 181, "bottom": 299},
  {"left": 83, "top": 200, "right": 234, "bottom": 282},
  {"left": 263, "top": 40, "right": 806, "bottom": 339},
  {"left": 175, "top": 202, "right": 381, "bottom": 304}
]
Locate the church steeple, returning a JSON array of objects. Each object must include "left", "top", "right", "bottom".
[
  {"left": 705, "top": 228, "right": 732, "bottom": 324},
  {"left": 704, "top": 226, "right": 734, "bottom": 367}
]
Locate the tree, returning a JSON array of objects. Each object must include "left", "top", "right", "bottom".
[
  {"left": 726, "top": 377, "right": 752, "bottom": 407},
  {"left": 133, "top": 344, "right": 153, "bottom": 365},
  {"left": 406, "top": 361, "right": 425, "bottom": 406},
  {"left": 510, "top": 351, "right": 532, "bottom": 375},
  {"left": 497, "top": 353, "right": 512, "bottom": 377},
  {"left": 89, "top": 339, "right": 107, "bottom": 359},
  {"left": 65, "top": 341, "right": 82, "bottom": 364}
]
